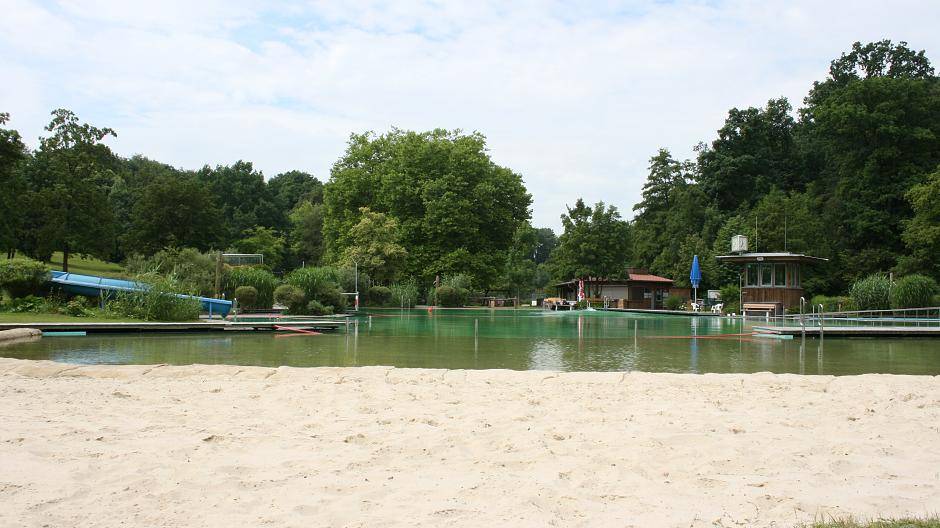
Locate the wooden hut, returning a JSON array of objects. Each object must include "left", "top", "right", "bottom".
[
  {"left": 554, "top": 269, "right": 676, "bottom": 309},
  {"left": 715, "top": 251, "right": 827, "bottom": 316}
]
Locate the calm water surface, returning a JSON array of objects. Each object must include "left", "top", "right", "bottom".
[{"left": 2, "top": 309, "right": 938, "bottom": 375}]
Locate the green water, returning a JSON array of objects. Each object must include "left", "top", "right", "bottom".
[{"left": 2, "top": 309, "right": 938, "bottom": 375}]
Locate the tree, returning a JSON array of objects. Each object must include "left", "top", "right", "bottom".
[
  {"left": 0, "top": 113, "right": 27, "bottom": 257},
  {"left": 898, "top": 166, "right": 940, "bottom": 279},
  {"left": 503, "top": 223, "right": 539, "bottom": 298},
  {"left": 323, "top": 129, "right": 531, "bottom": 287},
  {"left": 197, "top": 161, "right": 278, "bottom": 246},
  {"left": 25, "top": 109, "right": 117, "bottom": 270},
  {"left": 267, "top": 170, "right": 323, "bottom": 232},
  {"left": 234, "top": 226, "right": 286, "bottom": 271},
  {"left": 288, "top": 200, "right": 324, "bottom": 266},
  {"left": 549, "top": 199, "right": 632, "bottom": 291},
  {"left": 126, "top": 171, "right": 223, "bottom": 255},
  {"left": 340, "top": 207, "right": 407, "bottom": 284},
  {"left": 533, "top": 228, "right": 557, "bottom": 264}
]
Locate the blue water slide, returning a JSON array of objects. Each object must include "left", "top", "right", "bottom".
[{"left": 50, "top": 271, "right": 233, "bottom": 317}]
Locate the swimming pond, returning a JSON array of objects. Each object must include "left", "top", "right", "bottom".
[{"left": 2, "top": 309, "right": 938, "bottom": 375}]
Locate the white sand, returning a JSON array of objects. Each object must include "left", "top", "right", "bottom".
[{"left": 1, "top": 358, "right": 938, "bottom": 527}]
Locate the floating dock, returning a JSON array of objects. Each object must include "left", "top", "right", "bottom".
[
  {"left": 753, "top": 326, "right": 940, "bottom": 338},
  {"left": 599, "top": 308, "right": 724, "bottom": 317},
  {"left": 0, "top": 320, "right": 347, "bottom": 334}
]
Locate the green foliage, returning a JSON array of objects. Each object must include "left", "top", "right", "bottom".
[
  {"left": 898, "top": 167, "right": 940, "bottom": 278},
  {"left": 0, "top": 112, "right": 27, "bottom": 253},
  {"left": 323, "top": 129, "right": 531, "bottom": 287},
  {"left": 367, "top": 286, "right": 392, "bottom": 307},
  {"left": 390, "top": 281, "right": 419, "bottom": 308},
  {"left": 0, "top": 258, "right": 50, "bottom": 298},
  {"left": 63, "top": 297, "right": 95, "bottom": 317},
  {"left": 890, "top": 275, "right": 938, "bottom": 309},
  {"left": 305, "top": 299, "right": 334, "bottom": 316},
  {"left": 289, "top": 201, "right": 324, "bottom": 266},
  {"left": 235, "top": 226, "right": 286, "bottom": 271},
  {"left": 433, "top": 285, "right": 468, "bottom": 307},
  {"left": 340, "top": 207, "right": 407, "bottom": 283},
  {"left": 2, "top": 295, "right": 46, "bottom": 313},
  {"left": 550, "top": 199, "right": 632, "bottom": 283},
  {"left": 233, "top": 286, "right": 258, "bottom": 310},
  {"left": 273, "top": 284, "right": 306, "bottom": 314},
  {"left": 226, "top": 267, "right": 276, "bottom": 309},
  {"left": 284, "top": 266, "right": 347, "bottom": 311},
  {"left": 849, "top": 274, "right": 893, "bottom": 311},
  {"left": 108, "top": 273, "right": 201, "bottom": 321},
  {"left": 803, "top": 515, "right": 939, "bottom": 528},
  {"left": 126, "top": 248, "right": 220, "bottom": 296},
  {"left": 196, "top": 161, "right": 278, "bottom": 247},
  {"left": 664, "top": 294, "right": 685, "bottom": 311},
  {"left": 719, "top": 284, "right": 740, "bottom": 314},
  {"left": 810, "top": 295, "right": 856, "bottom": 312}
]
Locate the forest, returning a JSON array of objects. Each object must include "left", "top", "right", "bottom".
[{"left": 1, "top": 40, "right": 938, "bottom": 311}]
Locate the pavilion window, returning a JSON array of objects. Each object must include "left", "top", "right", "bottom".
[
  {"left": 774, "top": 264, "right": 786, "bottom": 287},
  {"left": 760, "top": 264, "right": 773, "bottom": 287},
  {"left": 746, "top": 264, "right": 758, "bottom": 286}
]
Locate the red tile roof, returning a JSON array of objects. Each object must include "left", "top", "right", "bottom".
[{"left": 627, "top": 273, "right": 673, "bottom": 283}]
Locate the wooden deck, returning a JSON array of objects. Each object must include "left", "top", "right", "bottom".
[
  {"left": 753, "top": 326, "right": 940, "bottom": 338},
  {"left": 0, "top": 320, "right": 347, "bottom": 333},
  {"left": 598, "top": 308, "right": 724, "bottom": 317}
]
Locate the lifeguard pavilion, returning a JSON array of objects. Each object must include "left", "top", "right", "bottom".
[{"left": 716, "top": 235, "right": 827, "bottom": 316}]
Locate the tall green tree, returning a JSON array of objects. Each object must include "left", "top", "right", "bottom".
[
  {"left": 503, "top": 223, "right": 539, "bottom": 298},
  {"left": 0, "top": 113, "right": 27, "bottom": 257},
  {"left": 898, "top": 166, "right": 940, "bottom": 279},
  {"left": 549, "top": 199, "right": 632, "bottom": 289},
  {"left": 267, "top": 170, "right": 323, "bottom": 232},
  {"left": 323, "top": 129, "right": 531, "bottom": 287},
  {"left": 340, "top": 207, "right": 407, "bottom": 284},
  {"left": 234, "top": 226, "right": 286, "bottom": 270},
  {"left": 288, "top": 200, "right": 325, "bottom": 266},
  {"left": 25, "top": 109, "right": 118, "bottom": 270},
  {"left": 197, "top": 161, "right": 278, "bottom": 246}
]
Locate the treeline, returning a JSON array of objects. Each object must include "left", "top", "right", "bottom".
[
  {"left": 2, "top": 40, "right": 938, "bottom": 303},
  {"left": 626, "top": 40, "right": 940, "bottom": 294}
]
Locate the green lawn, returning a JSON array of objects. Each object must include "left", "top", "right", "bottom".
[
  {"left": 807, "top": 518, "right": 940, "bottom": 528},
  {"left": 46, "top": 252, "right": 127, "bottom": 278},
  {"left": 0, "top": 313, "right": 140, "bottom": 324}
]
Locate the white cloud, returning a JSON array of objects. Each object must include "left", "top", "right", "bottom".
[{"left": 1, "top": 0, "right": 939, "bottom": 230}]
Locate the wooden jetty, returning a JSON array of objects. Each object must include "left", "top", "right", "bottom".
[
  {"left": 0, "top": 320, "right": 347, "bottom": 334},
  {"left": 754, "top": 326, "right": 940, "bottom": 338},
  {"left": 599, "top": 308, "right": 724, "bottom": 317}
]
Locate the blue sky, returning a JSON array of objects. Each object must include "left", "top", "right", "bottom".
[{"left": 2, "top": 0, "right": 939, "bottom": 231}]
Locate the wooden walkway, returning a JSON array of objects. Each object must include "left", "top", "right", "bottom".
[
  {"left": 0, "top": 320, "right": 347, "bottom": 334},
  {"left": 754, "top": 325, "right": 940, "bottom": 338},
  {"left": 598, "top": 308, "right": 724, "bottom": 317}
]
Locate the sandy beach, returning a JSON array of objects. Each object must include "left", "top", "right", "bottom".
[{"left": 1, "top": 358, "right": 938, "bottom": 527}]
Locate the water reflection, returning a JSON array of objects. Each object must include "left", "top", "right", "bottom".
[{"left": 2, "top": 309, "right": 939, "bottom": 375}]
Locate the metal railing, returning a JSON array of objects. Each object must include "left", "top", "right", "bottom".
[{"left": 777, "top": 306, "right": 940, "bottom": 328}]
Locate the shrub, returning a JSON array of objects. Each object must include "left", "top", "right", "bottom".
[
  {"left": 5, "top": 295, "right": 46, "bottom": 313},
  {"left": 64, "top": 297, "right": 95, "bottom": 317},
  {"left": 367, "top": 286, "right": 392, "bottom": 306},
  {"left": 0, "top": 258, "right": 50, "bottom": 298},
  {"left": 890, "top": 275, "right": 939, "bottom": 309},
  {"left": 665, "top": 294, "right": 685, "bottom": 311},
  {"left": 849, "top": 274, "right": 892, "bottom": 311},
  {"left": 233, "top": 286, "right": 258, "bottom": 310},
  {"left": 273, "top": 284, "right": 306, "bottom": 313},
  {"left": 127, "top": 248, "right": 220, "bottom": 296},
  {"left": 285, "top": 267, "right": 347, "bottom": 311},
  {"left": 434, "top": 285, "right": 463, "bottom": 307},
  {"left": 305, "top": 300, "right": 334, "bottom": 316},
  {"left": 108, "top": 273, "right": 201, "bottom": 321},
  {"left": 810, "top": 295, "right": 856, "bottom": 313},
  {"left": 226, "top": 267, "right": 277, "bottom": 309},
  {"left": 390, "top": 281, "right": 418, "bottom": 308}
]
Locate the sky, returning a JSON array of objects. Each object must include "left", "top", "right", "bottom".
[{"left": 2, "top": 0, "right": 939, "bottom": 232}]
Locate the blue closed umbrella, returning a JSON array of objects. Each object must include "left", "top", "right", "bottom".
[{"left": 690, "top": 255, "right": 702, "bottom": 305}]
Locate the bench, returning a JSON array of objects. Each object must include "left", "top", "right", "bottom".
[{"left": 743, "top": 303, "right": 779, "bottom": 318}]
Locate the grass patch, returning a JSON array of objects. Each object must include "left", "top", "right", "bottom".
[
  {"left": 45, "top": 252, "right": 127, "bottom": 278},
  {"left": 0, "top": 312, "right": 140, "bottom": 324},
  {"left": 805, "top": 516, "right": 940, "bottom": 528}
]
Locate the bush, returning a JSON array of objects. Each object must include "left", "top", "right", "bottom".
[
  {"left": 4, "top": 295, "right": 46, "bottom": 313},
  {"left": 127, "top": 248, "right": 220, "bottom": 296},
  {"left": 226, "top": 267, "right": 277, "bottom": 309},
  {"left": 63, "top": 297, "right": 95, "bottom": 317},
  {"left": 434, "top": 285, "right": 463, "bottom": 307},
  {"left": 810, "top": 295, "right": 856, "bottom": 313},
  {"left": 664, "top": 294, "right": 685, "bottom": 311},
  {"left": 890, "top": 275, "right": 939, "bottom": 309},
  {"left": 850, "top": 274, "right": 892, "bottom": 311},
  {"left": 273, "top": 284, "right": 306, "bottom": 313},
  {"left": 285, "top": 267, "right": 347, "bottom": 311},
  {"left": 233, "top": 286, "right": 258, "bottom": 310},
  {"left": 0, "top": 258, "right": 50, "bottom": 298},
  {"left": 305, "top": 300, "right": 334, "bottom": 316},
  {"left": 367, "top": 286, "right": 392, "bottom": 306},
  {"left": 390, "top": 281, "right": 418, "bottom": 308},
  {"left": 108, "top": 273, "right": 201, "bottom": 321}
]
